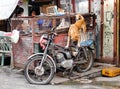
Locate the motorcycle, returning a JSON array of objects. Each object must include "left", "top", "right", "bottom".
[{"left": 24, "top": 27, "right": 95, "bottom": 85}]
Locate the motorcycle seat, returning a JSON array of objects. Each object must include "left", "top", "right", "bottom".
[{"left": 80, "top": 39, "right": 94, "bottom": 47}]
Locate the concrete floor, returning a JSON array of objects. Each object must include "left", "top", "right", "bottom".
[{"left": 0, "top": 65, "right": 120, "bottom": 89}]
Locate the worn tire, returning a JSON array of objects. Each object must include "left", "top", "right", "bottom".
[
  {"left": 76, "top": 47, "right": 94, "bottom": 72},
  {"left": 24, "top": 53, "right": 56, "bottom": 85}
]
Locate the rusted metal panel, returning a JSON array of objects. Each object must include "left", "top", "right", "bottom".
[
  {"left": 54, "top": 33, "right": 68, "bottom": 47},
  {"left": 12, "top": 36, "right": 33, "bottom": 68}
]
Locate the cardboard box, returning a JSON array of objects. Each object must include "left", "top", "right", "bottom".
[{"left": 40, "top": 5, "right": 55, "bottom": 14}]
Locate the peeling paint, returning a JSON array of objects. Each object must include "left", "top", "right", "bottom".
[{"left": 103, "top": 0, "right": 114, "bottom": 57}]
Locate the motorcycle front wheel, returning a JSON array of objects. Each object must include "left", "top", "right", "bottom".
[
  {"left": 24, "top": 53, "right": 56, "bottom": 85},
  {"left": 75, "top": 47, "right": 94, "bottom": 72}
]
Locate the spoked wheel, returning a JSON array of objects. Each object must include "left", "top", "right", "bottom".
[
  {"left": 75, "top": 47, "right": 94, "bottom": 72},
  {"left": 24, "top": 54, "right": 56, "bottom": 85}
]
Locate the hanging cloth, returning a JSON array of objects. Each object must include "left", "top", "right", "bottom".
[{"left": 0, "top": 0, "right": 19, "bottom": 20}]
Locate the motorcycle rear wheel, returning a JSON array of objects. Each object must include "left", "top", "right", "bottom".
[
  {"left": 24, "top": 53, "right": 55, "bottom": 85},
  {"left": 76, "top": 47, "right": 94, "bottom": 72}
]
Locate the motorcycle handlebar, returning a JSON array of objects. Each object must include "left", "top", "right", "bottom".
[
  {"left": 48, "top": 26, "right": 58, "bottom": 36},
  {"left": 50, "top": 26, "right": 57, "bottom": 31}
]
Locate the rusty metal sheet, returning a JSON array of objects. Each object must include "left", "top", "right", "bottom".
[{"left": 12, "top": 36, "right": 33, "bottom": 68}]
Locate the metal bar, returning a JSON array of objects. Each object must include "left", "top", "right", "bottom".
[{"left": 1, "top": 53, "right": 5, "bottom": 66}]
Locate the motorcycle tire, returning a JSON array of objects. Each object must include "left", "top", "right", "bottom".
[
  {"left": 24, "top": 53, "right": 56, "bottom": 85},
  {"left": 76, "top": 47, "right": 94, "bottom": 72}
]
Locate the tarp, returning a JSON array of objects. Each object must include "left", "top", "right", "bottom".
[{"left": 0, "top": 0, "right": 19, "bottom": 20}]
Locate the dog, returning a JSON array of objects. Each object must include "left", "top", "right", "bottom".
[{"left": 65, "top": 14, "right": 87, "bottom": 48}]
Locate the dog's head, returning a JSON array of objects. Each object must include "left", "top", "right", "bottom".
[{"left": 75, "top": 14, "right": 83, "bottom": 20}]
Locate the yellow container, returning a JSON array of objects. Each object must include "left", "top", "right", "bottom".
[{"left": 102, "top": 67, "right": 120, "bottom": 77}]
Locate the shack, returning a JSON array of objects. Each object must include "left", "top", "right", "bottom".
[{"left": 0, "top": 0, "right": 119, "bottom": 68}]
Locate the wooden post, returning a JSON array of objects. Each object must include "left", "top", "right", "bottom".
[
  {"left": 117, "top": 0, "right": 120, "bottom": 66},
  {"left": 100, "top": 0, "right": 104, "bottom": 58}
]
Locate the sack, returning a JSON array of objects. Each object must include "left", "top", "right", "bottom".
[{"left": 11, "top": 30, "right": 20, "bottom": 43}]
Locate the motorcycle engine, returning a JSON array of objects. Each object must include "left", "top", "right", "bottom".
[{"left": 56, "top": 52, "right": 73, "bottom": 69}]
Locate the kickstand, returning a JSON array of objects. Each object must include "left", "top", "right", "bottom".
[{"left": 68, "top": 65, "right": 74, "bottom": 79}]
